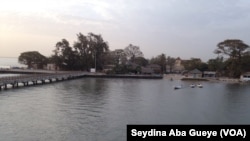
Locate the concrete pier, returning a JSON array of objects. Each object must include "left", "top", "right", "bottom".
[
  {"left": 0, "top": 72, "right": 86, "bottom": 90},
  {"left": 0, "top": 70, "right": 163, "bottom": 91}
]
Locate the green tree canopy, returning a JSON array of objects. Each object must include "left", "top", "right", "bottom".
[
  {"left": 241, "top": 54, "right": 250, "bottom": 73},
  {"left": 214, "top": 39, "right": 249, "bottom": 59},
  {"left": 207, "top": 57, "right": 224, "bottom": 72},
  {"left": 18, "top": 51, "right": 47, "bottom": 69},
  {"left": 110, "top": 49, "right": 127, "bottom": 65},
  {"left": 150, "top": 54, "right": 167, "bottom": 73},
  {"left": 214, "top": 39, "right": 250, "bottom": 78},
  {"left": 53, "top": 39, "right": 77, "bottom": 70},
  {"left": 166, "top": 56, "right": 176, "bottom": 73},
  {"left": 87, "top": 32, "right": 109, "bottom": 70},
  {"left": 182, "top": 58, "right": 202, "bottom": 71},
  {"left": 124, "top": 44, "right": 143, "bottom": 62},
  {"left": 51, "top": 32, "right": 109, "bottom": 71},
  {"left": 134, "top": 57, "right": 148, "bottom": 67}
]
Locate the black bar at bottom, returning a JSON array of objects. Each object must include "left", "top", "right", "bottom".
[{"left": 127, "top": 125, "right": 250, "bottom": 141}]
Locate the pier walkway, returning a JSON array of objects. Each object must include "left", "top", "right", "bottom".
[
  {"left": 0, "top": 72, "right": 86, "bottom": 90},
  {"left": 1, "top": 69, "right": 163, "bottom": 91}
]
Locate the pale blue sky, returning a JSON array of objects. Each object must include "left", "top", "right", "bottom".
[{"left": 1, "top": 0, "right": 250, "bottom": 61}]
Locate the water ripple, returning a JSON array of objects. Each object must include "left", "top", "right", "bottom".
[{"left": 1, "top": 78, "right": 250, "bottom": 141}]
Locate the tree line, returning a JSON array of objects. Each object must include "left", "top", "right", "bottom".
[{"left": 18, "top": 32, "right": 250, "bottom": 78}]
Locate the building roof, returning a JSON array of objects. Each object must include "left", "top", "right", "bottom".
[
  {"left": 141, "top": 67, "right": 153, "bottom": 73},
  {"left": 189, "top": 69, "right": 202, "bottom": 74}
]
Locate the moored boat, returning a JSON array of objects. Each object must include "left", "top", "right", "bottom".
[
  {"left": 197, "top": 84, "right": 203, "bottom": 88},
  {"left": 190, "top": 84, "right": 195, "bottom": 88},
  {"left": 174, "top": 85, "right": 182, "bottom": 90}
]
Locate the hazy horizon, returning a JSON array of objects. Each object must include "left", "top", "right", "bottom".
[{"left": 1, "top": 0, "right": 250, "bottom": 62}]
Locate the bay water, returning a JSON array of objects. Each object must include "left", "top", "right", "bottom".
[
  {"left": 0, "top": 78, "right": 250, "bottom": 141},
  {"left": 0, "top": 57, "right": 26, "bottom": 68},
  {"left": 1, "top": 57, "right": 250, "bottom": 141}
]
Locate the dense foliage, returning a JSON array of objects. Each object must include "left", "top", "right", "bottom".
[
  {"left": 214, "top": 39, "right": 250, "bottom": 78},
  {"left": 150, "top": 54, "right": 167, "bottom": 73},
  {"left": 18, "top": 35, "right": 250, "bottom": 78},
  {"left": 51, "top": 32, "right": 109, "bottom": 71},
  {"left": 18, "top": 51, "right": 47, "bottom": 69}
]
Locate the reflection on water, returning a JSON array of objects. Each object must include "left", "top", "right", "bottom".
[{"left": 1, "top": 78, "right": 250, "bottom": 141}]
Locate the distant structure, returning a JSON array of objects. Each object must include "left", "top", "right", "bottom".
[
  {"left": 141, "top": 67, "right": 153, "bottom": 74},
  {"left": 166, "top": 57, "right": 187, "bottom": 73},
  {"left": 140, "top": 64, "right": 161, "bottom": 74},
  {"left": 186, "top": 69, "right": 202, "bottom": 78},
  {"left": 173, "top": 57, "right": 185, "bottom": 73},
  {"left": 203, "top": 71, "right": 217, "bottom": 78},
  {"left": 240, "top": 72, "right": 250, "bottom": 82}
]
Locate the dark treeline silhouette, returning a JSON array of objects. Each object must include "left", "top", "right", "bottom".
[
  {"left": 18, "top": 34, "right": 250, "bottom": 78},
  {"left": 50, "top": 32, "right": 109, "bottom": 71}
]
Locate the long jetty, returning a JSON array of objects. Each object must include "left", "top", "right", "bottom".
[
  {"left": 0, "top": 72, "right": 85, "bottom": 90},
  {"left": 0, "top": 69, "right": 163, "bottom": 91}
]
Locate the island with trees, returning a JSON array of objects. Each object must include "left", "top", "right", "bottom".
[{"left": 18, "top": 32, "right": 250, "bottom": 81}]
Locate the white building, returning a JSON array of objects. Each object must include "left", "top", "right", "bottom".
[{"left": 240, "top": 72, "right": 250, "bottom": 82}]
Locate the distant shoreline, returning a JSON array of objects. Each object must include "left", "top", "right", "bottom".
[
  {"left": 164, "top": 74, "right": 242, "bottom": 83},
  {"left": 0, "top": 69, "right": 246, "bottom": 82},
  {"left": 0, "top": 69, "right": 163, "bottom": 79},
  {"left": 85, "top": 74, "right": 163, "bottom": 79}
]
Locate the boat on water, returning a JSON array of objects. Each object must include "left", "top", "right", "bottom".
[
  {"left": 190, "top": 84, "right": 195, "bottom": 88},
  {"left": 197, "top": 84, "right": 203, "bottom": 88},
  {"left": 174, "top": 85, "right": 182, "bottom": 90}
]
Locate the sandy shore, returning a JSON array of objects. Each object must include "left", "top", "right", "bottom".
[{"left": 163, "top": 74, "right": 184, "bottom": 80}]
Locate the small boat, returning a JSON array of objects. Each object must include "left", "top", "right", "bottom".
[
  {"left": 190, "top": 84, "right": 195, "bottom": 88},
  {"left": 174, "top": 85, "right": 182, "bottom": 90},
  {"left": 197, "top": 84, "right": 203, "bottom": 88}
]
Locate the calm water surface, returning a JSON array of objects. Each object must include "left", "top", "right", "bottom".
[
  {"left": 0, "top": 78, "right": 250, "bottom": 141},
  {"left": 0, "top": 57, "right": 26, "bottom": 68}
]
